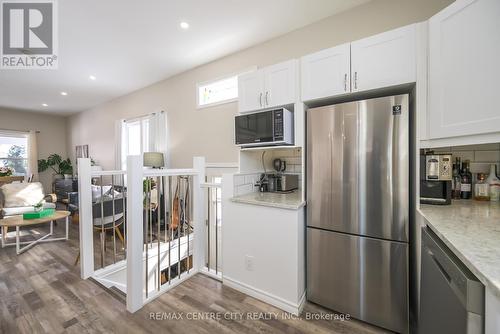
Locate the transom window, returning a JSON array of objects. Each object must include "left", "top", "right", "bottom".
[
  {"left": 0, "top": 132, "right": 28, "bottom": 176},
  {"left": 197, "top": 75, "right": 238, "bottom": 108}
]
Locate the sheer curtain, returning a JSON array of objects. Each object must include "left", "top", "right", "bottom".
[
  {"left": 27, "top": 130, "right": 38, "bottom": 181},
  {"left": 150, "top": 111, "right": 168, "bottom": 167}
]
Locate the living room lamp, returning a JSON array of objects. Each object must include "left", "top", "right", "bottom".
[{"left": 143, "top": 152, "right": 165, "bottom": 168}]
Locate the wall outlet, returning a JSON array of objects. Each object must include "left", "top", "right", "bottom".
[{"left": 244, "top": 255, "right": 254, "bottom": 271}]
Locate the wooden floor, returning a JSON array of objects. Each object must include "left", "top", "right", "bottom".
[{"left": 0, "top": 217, "right": 390, "bottom": 334}]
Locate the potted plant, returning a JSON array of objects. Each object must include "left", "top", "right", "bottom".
[
  {"left": 38, "top": 154, "right": 74, "bottom": 179},
  {"left": 33, "top": 201, "right": 44, "bottom": 213},
  {"left": 0, "top": 166, "right": 14, "bottom": 177}
]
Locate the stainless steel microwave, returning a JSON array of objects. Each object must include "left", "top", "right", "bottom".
[{"left": 234, "top": 108, "right": 294, "bottom": 147}]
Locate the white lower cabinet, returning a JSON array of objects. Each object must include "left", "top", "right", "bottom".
[{"left": 221, "top": 176, "right": 305, "bottom": 314}]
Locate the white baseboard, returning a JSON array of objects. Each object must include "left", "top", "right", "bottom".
[
  {"left": 297, "top": 291, "right": 306, "bottom": 314},
  {"left": 223, "top": 275, "right": 303, "bottom": 315}
]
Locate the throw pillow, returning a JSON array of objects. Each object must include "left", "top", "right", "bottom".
[
  {"left": 0, "top": 182, "right": 45, "bottom": 207},
  {"left": 91, "top": 185, "right": 113, "bottom": 202}
]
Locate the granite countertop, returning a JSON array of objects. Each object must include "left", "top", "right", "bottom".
[
  {"left": 419, "top": 200, "right": 500, "bottom": 297},
  {"left": 230, "top": 191, "right": 306, "bottom": 210}
]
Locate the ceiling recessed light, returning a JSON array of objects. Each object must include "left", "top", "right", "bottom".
[
  {"left": 180, "top": 21, "right": 189, "bottom": 29},
  {"left": 42, "top": 103, "right": 48, "bottom": 107},
  {"left": 89, "top": 75, "right": 96, "bottom": 80},
  {"left": 60, "top": 91, "right": 68, "bottom": 96}
]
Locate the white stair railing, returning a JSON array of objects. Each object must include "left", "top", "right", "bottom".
[
  {"left": 200, "top": 182, "right": 222, "bottom": 280},
  {"left": 79, "top": 156, "right": 205, "bottom": 313},
  {"left": 78, "top": 158, "right": 127, "bottom": 279},
  {"left": 127, "top": 156, "right": 205, "bottom": 311}
]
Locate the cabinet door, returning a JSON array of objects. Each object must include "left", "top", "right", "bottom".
[
  {"left": 238, "top": 70, "right": 264, "bottom": 113},
  {"left": 428, "top": 0, "right": 500, "bottom": 139},
  {"left": 351, "top": 24, "right": 416, "bottom": 92},
  {"left": 263, "top": 60, "right": 297, "bottom": 108},
  {"left": 301, "top": 43, "right": 351, "bottom": 101}
]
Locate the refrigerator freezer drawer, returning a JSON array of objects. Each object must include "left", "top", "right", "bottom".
[{"left": 307, "top": 228, "right": 408, "bottom": 333}]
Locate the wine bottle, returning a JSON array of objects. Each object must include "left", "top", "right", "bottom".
[
  {"left": 486, "top": 164, "right": 500, "bottom": 202},
  {"left": 452, "top": 157, "right": 461, "bottom": 199},
  {"left": 460, "top": 160, "right": 472, "bottom": 199}
]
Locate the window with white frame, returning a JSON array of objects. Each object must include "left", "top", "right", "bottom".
[
  {"left": 197, "top": 74, "right": 238, "bottom": 108},
  {"left": 0, "top": 132, "right": 28, "bottom": 176},
  {"left": 121, "top": 116, "right": 152, "bottom": 170}
]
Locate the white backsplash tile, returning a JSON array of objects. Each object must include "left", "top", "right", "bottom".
[
  {"left": 235, "top": 184, "right": 254, "bottom": 196},
  {"left": 452, "top": 151, "right": 474, "bottom": 162},
  {"left": 474, "top": 150, "right": 500, "bottom": 162},
  {"left": 426, "top": 143, "right": 500, "bottom": 177},
  {"left": 470, "top": 163, "right": 495, "bottom": 174},
  {"left": 234, "top": 175, "right": 245, "bottom": 186}
]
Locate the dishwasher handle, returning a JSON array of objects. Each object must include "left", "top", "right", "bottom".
[{"left": 427, "top": 249, "right": 451, "bottom": 283}]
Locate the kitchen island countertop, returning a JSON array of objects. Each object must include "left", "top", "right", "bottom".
[
  {"left": 419, "top": 200, "right": 500, "bottom": 297},
  {"left": 230, "top": 191, "right": 305, "bottom": 210}
]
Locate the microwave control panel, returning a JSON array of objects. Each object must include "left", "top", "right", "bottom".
[{"left": 273, "top": 109, "right": 283, "bottom": 140}]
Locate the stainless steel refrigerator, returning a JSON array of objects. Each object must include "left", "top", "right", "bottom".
[{"left": 306, "top": 94, "right": 409, "bottom": 334}]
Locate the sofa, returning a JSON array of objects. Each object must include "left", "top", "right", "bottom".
[{"left": 0, "top": 182, "right": 56, "bottom": 219}]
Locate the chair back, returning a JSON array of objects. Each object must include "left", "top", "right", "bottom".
[{"left": 92, "top": 197, "right": 125, "bottom": 219}]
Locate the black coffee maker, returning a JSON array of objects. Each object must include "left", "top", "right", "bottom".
[{"left": 420, "top": 152, "right": 452, "bottom": 205}]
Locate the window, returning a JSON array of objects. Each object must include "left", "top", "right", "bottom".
[
  {"left": 197, "top": 75, "right": 238, "bottom": 108},
  {"left": 121, "top": 116, "right": 152, "bottom": 169},
  {"left": 0, "top": 132, "right": 28, "bottom": 176}
]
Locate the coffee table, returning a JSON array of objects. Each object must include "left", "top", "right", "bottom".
[{"left": 0, "top": 210, "right": 70, "bottom": 254}]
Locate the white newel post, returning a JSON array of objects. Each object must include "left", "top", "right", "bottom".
[
  {"left": 192, "top": 157, "right": 206, "bottom": 272},
  {"left": 126, "top": 155, "right": 144, "bottom": 313},
  {"left": 78, "top": 158, "right": 94, "bottom": 279}
]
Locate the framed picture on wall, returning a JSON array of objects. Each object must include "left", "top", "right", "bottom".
[{"left": 76, "top": 145, "right": 89, "bottom": 159}]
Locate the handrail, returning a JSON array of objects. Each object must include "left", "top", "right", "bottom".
[
  {"left": 91, "top": 169, "right": 198, "bottom": 177},
  {"left": 143, "top": 168, "right": 198, "bottom": 177},
  {"left": 200, "top": 182, "right": 222, "bottom": 188},
  {"left": 91, "top": 170, "right": 126, "bottom": 176}
]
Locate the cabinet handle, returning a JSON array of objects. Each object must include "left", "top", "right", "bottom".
[
  {"left": 354, "top": 72, "right": 358, "bottom": 90},
  {"left": 265, "top": 91, "right": 269, "bottom": 106},
  {"left": 344, "top": 73, "right": 348, "bottom": 92},
  {"left": 259, "top": 93, "right": 263, "bottom": 107}
]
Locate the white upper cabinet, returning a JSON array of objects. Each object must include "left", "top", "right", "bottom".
[
  {"left": 351, "top": 24, "right": 416, "bottom": 92},
  {"left": 238, "top": 70, "right": 265, "bottom": 113},
  {"left": 263, "top": 60, "right": 297, "bottom": 109},
  {"left": 300, "top": 43, "right": 351, "bottom": 101},
  {"left": 238, "top": 60, "right": 297, "bottom": 113},
  {"left": 428, "top": 0, "right": 500, "bottom": 139}
]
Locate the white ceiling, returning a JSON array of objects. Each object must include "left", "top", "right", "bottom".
[{"left": 0, "top": 0, "right": 368, "bottom": 115}]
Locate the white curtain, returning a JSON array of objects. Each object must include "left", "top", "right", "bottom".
[
  {"left": 115, "top": 119, "right": 124, "bottom": 170},
  {"left": 116, "top": 111, "right": 168, "bottom": 170},
  {"left": 150, "top": 111, "right": 168, "bottom": 167},
  {"left": 27, "top": 130, "right": 38, "bottom": 181}
]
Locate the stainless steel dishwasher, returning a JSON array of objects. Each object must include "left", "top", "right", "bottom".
[{"left": 419, "top": 226, "right": 484, "bottom": 334}]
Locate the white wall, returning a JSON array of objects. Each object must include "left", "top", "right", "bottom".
[
  {"left": 67, "top": 0, "right": 453, "bottom": 169},
  {"left": 0, "top": 108, "right": 68, "bottom": 192}
]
